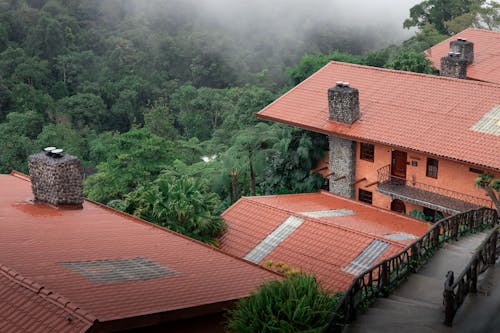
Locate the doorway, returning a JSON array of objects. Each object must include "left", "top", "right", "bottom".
[
  {"left": 391, "top": 150, "right": 407, "bottom": 181},
  {"left": 391, "top": 199, "right": 406, "bottom": 214}
]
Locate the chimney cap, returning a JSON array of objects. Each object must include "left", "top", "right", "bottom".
[
  {"left": 343, "top": 81, "right": 350, "bottom": 87},
  {"left": 457, "top": 38, "right": 467, "bottom": 42},
  {"left": 44, "top": 147, "right": 56, "bottom": 153},
  {"left": 336, "top": 81, "right": 343, "bottom": 87},
  {"left": 51, "top": 148, "right": 64, "bottom": 157}
]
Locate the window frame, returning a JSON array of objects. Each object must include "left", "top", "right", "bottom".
[
  {"left": 358, "top": 189, "right": 373, "bottom": 205},
  {"left": 426, "top": 158, "right": 439, "bottom": 179},
  {"left": 360, "top": 143, "right": 375, "bottom": 162}
]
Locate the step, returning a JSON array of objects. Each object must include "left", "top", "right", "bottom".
[
  {"left": 345, "top": 322, "right": 451, "bottom": 333},
  {"left": 357, "top": 302, "right": 441, "bottom": 323},
  {"left": 393, "top": 274, "right": 443, "bottom": 306},
  {"left": 386, "top": 294, "right": 441, "bottom": 310}
]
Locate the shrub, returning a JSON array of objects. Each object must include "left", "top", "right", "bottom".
[{"left": 226, "top": 273, "right": 341, "bottom": 333}]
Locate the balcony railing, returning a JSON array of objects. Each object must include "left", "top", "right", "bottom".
[{"left": 377, "top": 164, "right": 493, "bottom": 209}]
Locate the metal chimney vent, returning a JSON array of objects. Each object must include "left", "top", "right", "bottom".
[{"left": 44, "top": 146, "right": 64, "bottom": 158}]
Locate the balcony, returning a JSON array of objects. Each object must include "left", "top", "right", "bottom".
[{"left": 376, "top": 165, "right": 493, "bottom": 214}]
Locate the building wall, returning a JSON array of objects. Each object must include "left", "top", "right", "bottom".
[{"left": 352, "top": 142, "right": 498, "bottom": 211}]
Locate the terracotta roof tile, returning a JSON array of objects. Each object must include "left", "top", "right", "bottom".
[
  {"left": 0, "top": 173, "right": 280, "bottom": 326},
  {"left": 220, "top": 191, "right": 429, "bottom": 291},
  {"left": 0, "top": 265, "right": 93, "bottom": 333},
  {"left": 257, "top": 61, "right": 500, "bottom": 171},
  {"left": 425, "top": 28, "right": 500, "bottom": 84}
]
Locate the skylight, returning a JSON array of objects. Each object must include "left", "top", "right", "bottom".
[
  {"left": 383, "top": 232, "right": 418, "bottom": 241},
  {"left": 471, "top": 104, "right": 500, "bottom": 136},
  {"left": 244, "top": 215, "right": 305, "bottom": 263},
  {"left": 343, "top": 240, "right": 390, "bottom": 276},
  {"left": 301, "top": 209, "right": 355, "bottom": 218},
  {"left": 60, "top": 257, "right": 176, "bottom": 283}
]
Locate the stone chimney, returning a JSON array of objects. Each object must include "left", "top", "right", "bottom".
[
  {"left": 440, "top": 52, "right": 468, "bottom": 79},
  {"left": 450, "top": 38, "right": 474, "bottom": 64},
  {"left": 28, "top": 147, "right": 83, "bottom": 208},
  {"left": 328, "top": 82, "right": 360, "bottom": 124}
]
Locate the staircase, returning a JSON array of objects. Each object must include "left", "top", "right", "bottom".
[{"left": 344, "top": 232, "right": 491, "bottom": 333}]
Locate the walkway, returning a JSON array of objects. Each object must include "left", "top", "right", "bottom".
[{"left": 344, "top": 230, "right": 497, "bottom": 333}]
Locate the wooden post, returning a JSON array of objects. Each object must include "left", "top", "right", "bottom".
[
  {"left": 410, "top": 243, "right": 420, "bottom": 272},
  {"left": 451, "top": 219, "right": 459, "bottom": 239},
  {"left": 444, "top": 271, "right": 455, "bottom": 327},
  {"left": 380, "top": 261, "right": 390, "bottom": 296},
  {"left": 489, "top": 230, "right": 497, "bottom": 265},
  {"left": 432, "top": 227, "right": 440, "bottom": 248}
]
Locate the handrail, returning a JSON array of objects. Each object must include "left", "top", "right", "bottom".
[
  {"left": 323, "top": 207, "right": 498, "bottom": 333},
  {"left": 443, "top": 226, "right": 499, "bottom": 326},
  {"left": 377, "top": 164, "right": 493, "bottom": 208}
]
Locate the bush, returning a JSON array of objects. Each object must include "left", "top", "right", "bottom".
[{"left": 226, "top": 273, "right": 341, "bottom": 333}]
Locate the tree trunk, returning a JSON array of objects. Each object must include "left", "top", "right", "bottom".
[
  {"left": 249, "top": 151, "right": 256, "bottom": 196},
  {"left": 485, "top": 186, "right": 500, "bottom": 217},
  {"left": 230, "top": 169, "right": 238, "bottom": 203}
]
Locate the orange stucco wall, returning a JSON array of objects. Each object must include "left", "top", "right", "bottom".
[{"left": 353, "top": 142, "right": 498, "bottom": 211}]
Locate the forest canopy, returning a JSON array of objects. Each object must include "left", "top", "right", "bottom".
[{"left": 0, "top": 0, "right": 496, "bottom": 242}]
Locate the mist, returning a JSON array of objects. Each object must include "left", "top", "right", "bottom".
[{"left": 110, "top": 0, "right": 422, "bottom": 84}]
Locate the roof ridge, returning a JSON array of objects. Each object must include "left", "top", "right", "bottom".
[
  {"left": 326, "top": 60, "right": 500, "bottom": 88},
  {"left": 239, "top": 195, "right": 407, "bottom": 247},
  {"left": 0, "top": 263, "right": 97, "bottom": 325}
]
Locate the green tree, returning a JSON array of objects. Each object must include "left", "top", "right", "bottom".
[
  {"left": 170, "top": 84, "right": 232, "bottom": 140},
  {"left": 143, "top": 100, "right": 179, "bottom": 139},
  {"left": 84, "top": 128, "right": 175, "bottom": 202},
  {"left": 11, "top": 83, "right": 53, "bottom": 116},
  {"left": 35, "top": 123, "right": 88, "bottom": 159},
  {"left": 26, "top": 14, "right": 67, "bottom": 59},
  {"left": 52, "top": 93, "right": 107, "bottom": 130},
  {"left": 3, "top": 111, "right": 44, "bottom": 139},
  {"left": 228, "top": 123, "right": 278, "bottom": 196},
  {"left": 226, "top": 273, "right": 341, "bottom": 333},
  {"left": 124, "top": 173, "right": 225, "bottom": 244},
  {"left": 475, "top": 173, "right": 500, "bottom": 215},
  {"left": 403, "top": 0, "right": 486, "bottom": 35},
  {"left": 386, "top": 51, "right": 436, "bottom": 74},
  {"left": 264, "top": 127, "right": 327, "bottom": 195}
]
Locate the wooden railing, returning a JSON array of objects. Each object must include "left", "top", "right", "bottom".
[
  {"left": 377, "top": 164, "right": 493, "bottom": 208},
  {"left": 443, "top": 226, "right": 500, "bottom": 326},
  {"left": 323, "top": 207, "right": 498, "bottom": 333}
]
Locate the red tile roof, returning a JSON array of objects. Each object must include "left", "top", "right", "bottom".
[
  {"left": 0, "top": 264, "right": 94, "bottom": 333},
  {"left": 220, "top": 191, "right": 429, "bottom": 291},
  {"left": 424, "top": 28, "right": 500, "bottom": 84},
  {"left": 0, "top": 172, "right": 279, "bottom": 330},
  {"left": 257, "top": 61, "right": 500, "bottom": 171}
]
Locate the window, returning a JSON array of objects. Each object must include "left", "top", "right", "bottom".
[
  {"left": 360, "top": 143, "right": 374, "bottom": 162},
  {"left": 469, "top": 167, "right": 484, "bottom": 174},
  {"left": 426, "top": 158, "right": 438, "bottom": 178},
  {"left": 358, "top": 189, "right": 373, "bottom": 204}
]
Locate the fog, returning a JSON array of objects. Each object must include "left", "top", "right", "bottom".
[
  {"left": 117, "top": 0, "right": 422, "bottom": 84},
  {"left": 191, "top": 0, "right": 421, "bottom": 45}
]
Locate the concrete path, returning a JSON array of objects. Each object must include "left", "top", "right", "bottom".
[{"left": 344, "top": 231, "right": 496, "bottom": 333}]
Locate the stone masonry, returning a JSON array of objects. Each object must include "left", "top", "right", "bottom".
[
  {"left": 328, "top": 83, "right": 360, "bottom": 124},
  {"left": 327, "top": 82, "right": 358, "bottom": 198},
  {"left": 28, "top": 151, "right": 83, "bottom": 207},
  {"left": 329, "top": 135, "right": 356, "bottom": 198},
  {"left": 440, "top": 53, "right": 468, "bottom": 79},
  {"left": 450, "top": 38, "right": 474, "bottom": 64}
]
